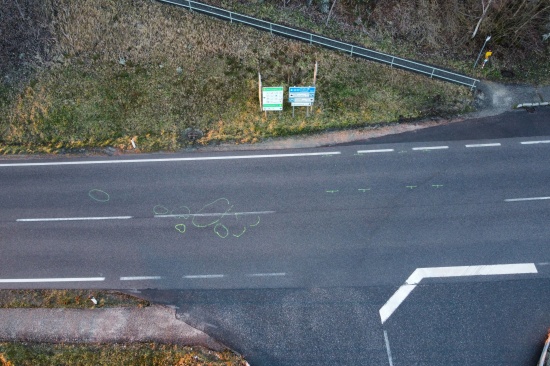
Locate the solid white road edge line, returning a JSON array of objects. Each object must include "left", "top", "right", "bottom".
[
  {"left": 17, "top": 216, "right": 133, "bottom": 222},
  {"left": 379, "top": 263, "right": 537, "bottom": 324},
  {"left": 412, "top": 146, "right": 449, "bottom": 150},
  {"left": 0, "top": 152, "right": 341, "bottom": 167},
  {"left": 183, "top": 274, "right": 225, "bottom": 279},
  {"left": 0, "top": 277, "right": 105, "bottom": 283},
  {"left": 521, "top": 140, "right": 550, "bottom": 144},
  {"left": 357, "top": 149, "right": 394, "bottom": 153},
  {"left": 465, "top": 143, "right": 501, "bottom": 147},
  {"left": 120, "top": 276, "right": 162, "bottom": 281},
  {"left": 505, "top": 197, "right": 550, "bottom": 202},
  {"left": 155, "top": 211, "right": 275, "bottom": 218}
]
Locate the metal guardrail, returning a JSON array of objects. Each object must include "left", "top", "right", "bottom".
[{"left": 157, "top": 0, "right": 480, "bottom": 89}]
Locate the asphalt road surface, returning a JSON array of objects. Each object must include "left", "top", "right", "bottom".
[{"left": 1, "top": 109, "right": 550, "bottom": 365}]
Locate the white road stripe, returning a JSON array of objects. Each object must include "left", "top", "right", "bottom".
[
  {"left": 246, "top": 272, "right": 286, "bottom": 277},
  {"left": 155, "top": 211, "right": 275, "bottom": 218},
  {"left": 0, "top": 152, "right": 341, "bottom": 167},
  {"left": 357, "top": 149, "right": 394, "bottom": 153},
  {"left": 383, "top": 330, "right": 395, "bottom": 366},
  {"left": 465, "top": 143, "right": 501, "bottom": 147},
  {"left": 183, "top": 274, "right": 224, "bottom": 279},
  {"left": 505, "top": 197, "right": 550, "bottom": 202},
  {"left": 521, "top": 140, "right": 550, "bottom": 145},
  {"left": 17, "top": 216, "right": 133, "bottom": 222},
  {"left": 412, "top": 146, "right": 449, "bottom": 150},
  {"left": 120, "top": 276, "right": 162, "bottom": 281},
  {"left": 0, "top": 277, "right": 105, "bottom": 283},
  {"left": 379, "top": 263, "right": 537, "bottom": 324}
]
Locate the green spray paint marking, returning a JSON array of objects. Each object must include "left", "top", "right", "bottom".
[
  {"left": 406, "top": 186, "right": 417, "bottom": 189},
  {"left": 171, "top": 206, "right": 191, "bottom": 219},
  {"left": 432, "top": 184, "right": 444, "bottom": 188},
  {"left": 358, "top": 188, "right": 371, "bottom": 192},
  {"left": 214, "top": 223, "right": 229, "bottom": 238},
  {"left": 326, "top": 190, "right": 339, "bottom": 193},
  {"left": 153, "top": 205, "right": 170, "bottom": 215},
  {"left": 89, "top": 189, "right": 110, "bottom": 202},
  {"left": 156, "top": 198, "right": 264, "bottom": 239},
  {"left": 233, "top": 227, "right": 247, "bottom": 238},
  {"left": 175, "top": 224, "right": 186, "bottom": 233}
]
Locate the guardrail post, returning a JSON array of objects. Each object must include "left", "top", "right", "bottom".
[
  {"left": 350, "top": 46, "right": 354, "bottom": 56},
  {"left": 270, "top": 23, "right": 272, "bottom": 35},
  {"left": 430, "top": 68, "right": 435, "bottom": 78},
  {"left": 229, "top": 11, "right": 232, "bottom": 23},
  {"left": 188, "top": 0, "right": 192, "bottom": 11},
  {"left": 310, "top": 34, "right": 312, "bottom": 45},
  {"left": 390, "top": 57, "right": 394, "bottom": 68}
]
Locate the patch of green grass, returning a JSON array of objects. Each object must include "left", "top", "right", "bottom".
[
  {"left": 0, "top": 343, "right": 246, "bottom": 366},
  {"left": 0, "top": 290, "right": 149, "bottom": 309}
]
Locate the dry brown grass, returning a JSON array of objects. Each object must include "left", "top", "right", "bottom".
[{"left": 0, "top": 0, "right": 474, "bottom": 154}]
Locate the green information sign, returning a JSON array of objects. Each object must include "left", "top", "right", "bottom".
[{"left": 262, "top": 86, "right": 283, "bottom": 111}]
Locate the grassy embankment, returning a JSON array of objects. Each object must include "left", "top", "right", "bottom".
[
  {"left": 0, "top": 0, "right": 473, "bottom": 154},
  {"left": 0, "top": 290, "right": 246, "bottom": 365}
]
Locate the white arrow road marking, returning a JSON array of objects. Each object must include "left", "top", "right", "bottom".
[{"left": 379, "top": 263, "right": 537, "bottom": 324}]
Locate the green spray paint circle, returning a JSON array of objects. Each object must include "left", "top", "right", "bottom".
[
  {"left": 89, "top": 189, "right": 110, "bottom": 202},
  {"left": 175, "top": 224, "right": 186, "bottom": 233},
  {"left": 214, "top": 223, "right": 229, "bottom": 238},
  {"left": 153, "top": 205, "right": 170, "bottom": 215}
]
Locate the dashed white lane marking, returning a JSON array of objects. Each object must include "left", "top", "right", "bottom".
[
  {"left": 183, "top": 274, "right": 225, "bottom": 279},
  {"left": 246, "top": 272, "right": 286, "bottom": 277},
  {"left": 465, "top": 143, "right": 501, "bottom": 148},
  {"left": 505, "top": 196, "right": 550, "bottom": 202},
  {"left": 0, "top": 277, "right": 105, "bottom": 283},
  {"left": 0, "top": 152, "right": 341, "bottom": 167},
  {"left": 155, "top": 211, "right": 275, "bottom": 218},
  {"left": 521, "top": 140, "right": 550, "bottom": 145},
  {"left": 120, "top": 276, "right": 162, "bottom": 281},
  {"left": 357, "top": 149, "right": 394, "bottom": 153},
  {"left": 17, "top": 216, "right": 133, "bottom": 222},
  {"left": 379, "top": 263, "right": 537, "bottom": 324},
  {"left": 383, "top": 330, "right": 394, "bottom": 366},
  {"left": 412, "top": 146, "right": 449, "bottom": 150}
]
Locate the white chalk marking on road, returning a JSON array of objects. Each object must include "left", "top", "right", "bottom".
[
  {"left": 17, "top": 216, "right": 133, "bottom": 222},
  {"left": 183, "top": 274, "right": 225, "bottom": 279},
  {"left": 521, "top": 140, "right": 550, "bottom": 145},
  {"left": 379, "top": 263, "right": 537, "bottom": 324},
  {"left": 357, "top": 149, "right": 394, "bottom": 153},
  {"left": 155, "top": 211, "right": 275, "bottom": 218},
  {"left": 465, "top": 143, "right": 501, "bottom": 148},
  {"left": 0, "top": 152, "right": 341, "bottom": 167},
  {"left": 505, "top": 196, "right": 550, "bottom": 202},
  {"left": 412, "top": 146, "right": 449, "bottom": 151},
  {"left": 383, "top": 330, "right": 394, "bottom": 366},
  {"left": 246, "top": 272, "right": 286, "bottom": 277},
  {"left": 0, "top": 277, "right": 105, "bottom": 283},
  {"left": 120, "top": 276, "right": 162, "bottom": 281}
]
